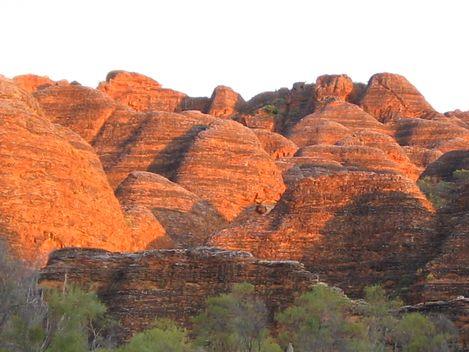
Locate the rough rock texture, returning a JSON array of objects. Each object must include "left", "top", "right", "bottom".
[
  {"left": 287, "top": 102, "right": 388, "bottom": 148},
  {"left": 420, "top": 149, "right": 469, "bottom": 180},
  {"left": 252, "top": 129, "right": 298, "bottom": 159},
  {"left": 93, "top": 110, "right": 215, "bottom": 188},
  {"left": 359, "top": 73, "right": 438, "bottom": 122},
  {"left": 13, "top": 74, "right": 68, "bottom": 93},
  {"left": 336, "top": 130, "right": 421, "bottom": 180},
  {"left": 175, "top": 119, "right": 286, "bottom": 221},
  {"left": 296, "top": 144, "right": 417, "bottom": 179},
  {"left": 415, "top": 151, "right": 469, "bottom": 307},
  {"left": 393, "top": 118, "right": 469, "bottom": 153},
  {"left": 0, "top": 78, "right": 134, "bottom": 264},
  {"left": 445, "top": 110, "right": 469, "bottom": 129},
  {"left": 115, "top": 171, "right": 226, "bottom": 246},
  {"left": 98, "top": 71, "right": 187, "bottom": 112},
  {"left": 402, "top": 146, "right": 443, "bottom": 169},
  {"left": 34, "top": 84, "right": 118, "bottom": 143},
  {"left": 314, "top": 74, "right": 353, "bottom": 102},
  {"left": 210, "top": 172, "right": 437, "bottom": 298},
  {"left": 39, "top": 247, "right": 316, "bottom": 341},
  {"left": 206, "top": 85, "right": 245, "bottom": 118}
]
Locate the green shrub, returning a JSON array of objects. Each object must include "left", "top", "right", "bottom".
[
  {"left": 193, "top": 283, "right": 280, "bottom": 352},
  {"left": 276, "top": 284, "right": 371, "bottom": 352},
  {"left": 117, "top": 319, "right": 192, "bottom": 352}
]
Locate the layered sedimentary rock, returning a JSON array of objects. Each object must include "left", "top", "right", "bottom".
[
  {"left": 359, "top": 73, "right": 438, "bottom": 122},
  {"left": 210, "top": 172, "right": 437, "bottom": 298},
  {"left": 393, "top": 118, "right": 469, "bottom": 153},
  {"left": 13, "top": 74, "right": 68, "bottom": 93},
  {"left": 98, "top": 71, "right": 187, "bottom": 112},
  {"left": 0, "top": 78, "right": 134, "bottom": 264},
  {"left": 206, "top": 85, "right": 245, "bottom": 118},
  {"left": 175, "top": 119, "right": 286, "bottom": 221},
  {"left": 34, "top": 84, "right": 118, "bottom": 143},
  {"left": 314, "top": 74, "right": 353, "bottom": 102},
  {"left": 93, "top": 110, "right": 216, "bottom": 188},
  {"left": 287, "top": 101, "right": 388, "bottom": 148},
  {"left": 252, "top": 129, "right": 298, "bottom": 159},
  {"left": 39, "top": 247, "right": 316, "bottom": 341},
  {"left": 116, "top": 171, "right": 226, "bottom": 246}
]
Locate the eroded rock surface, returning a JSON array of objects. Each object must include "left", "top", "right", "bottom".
[
  {"left": 0, "top": 78, "right": 134, "bottom": 264},
  {"left": 40, "top": 247, "right": 316, "bottom": 341}
]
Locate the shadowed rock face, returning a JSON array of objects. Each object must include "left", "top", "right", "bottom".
[
  {"left": 2, "top": 70, "right": 469, "bottom": 343},
  {"left": 175, "top": 119, "right": 286, "bottom": 221},
  {"left": 39, "top": 247, "right": 316, "bottom": 341},
  {"left": 0, "top": 78, "right": 135, "bottom": 265},
  {"left": 210, "top": 172, "right": 438, "bottom": 298},
  {"left": 34, "top": 84, "right": 118, "bottom": 143},
  {"left": 115, "top": 171, "right": 226, "bottom": 247},
  {"left": 92, "top": 110, "right": 216, "bottom": 188}
]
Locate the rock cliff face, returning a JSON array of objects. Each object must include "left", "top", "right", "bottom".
[
  {"left": 115, "top": 171, "right": 226, "bottom": 247},
  {"left": 0, "top": 78, "right": 134, "bottom": 264},
  {"left": 39, "top": 247, "right": 316, "bottom": 341},
  {"left": 175, "top": 119, "right": 286, "bottom": 221},
  {"left": 210, "top": 171, "right": 438, "bottom": 298},
  {"left": 359, "top": 73, "right": 438, "bottom": 122},
  {"left": 2, "top": 70, "right": 468, "bottom": 343}
]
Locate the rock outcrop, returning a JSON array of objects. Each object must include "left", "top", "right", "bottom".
[
  {"left": 13, "top": 74, "right": 68, "bottom": 93},
  {"left": 206, "top": 85, "right": 245, "bottom": 118},
  {"left": 287, "top": 101, "right": 388, "bottom": 148},
  {"left": 97, "top": 71, "right": 187, "bottom": 112},
  {"left": 359, "top": 73, "right": 438, "bottom": 122},
  {"left": 92, "top": 110, "right": 216, "bottom": 188},
  {"left": 39, "top": 247, "right": 317, "bottom": 341},
  {"left": 34, "top": 84, "right": 118, "bottom": 143},
  {"left": 0, "top": 78, "right": 134, "bottom": 264},
  {"left": 115, "top": 171, "right": 226, "bottom": 247},
  {"left": 314, "top": 74, "right": 353, "bottom": 102},
  {"left": 175, "top": 119, "right": 286, "bottom": 221},
  {"left": 210, "top": 171, "right": 438, "bottom": 298}
]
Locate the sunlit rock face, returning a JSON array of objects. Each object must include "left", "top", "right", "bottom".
[
  {"left": 210, "top": 171, "right": 438, "bottom": 298},
  {"left": 39, "top": 247, "right": 317, "bottom": 341},
  {"left": 359, "top": 73, "right": 439, "bottom": 122},
  {"left": 1, "top": 70, "right": 468, "bottom": 339},
  {"left": 115, "top": 171, "right": 226, "bottom": 247},
  {"left": 0, "top": 77, "right": 135, "bottom": 265}
]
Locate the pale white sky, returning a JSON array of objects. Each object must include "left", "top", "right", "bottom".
[{"left": 1, "top": 0, "right": 468, "bottom": 112}]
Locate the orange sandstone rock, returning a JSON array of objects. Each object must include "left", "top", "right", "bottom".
[
  {"left": 359, "top": 73, "right": 438, "bottom": 122},
  {"left": 175, "top": 119, "right": 286, "bottom": 221},
  {"left": 98, "top": 70, "right": 187, "bottom": 112},
  {"left": 116, "top": 171, "right": 226, "bottom": 246},
  {"left": 0, "top": 78, "right": 134, "bottom": 264},
  {"left": 13, "top": 74, "right": 68, "bottom": 93},
  {"left": 252, "top": 129, "right": 298, "bottom": 159},
  {"left": 315, "top": 74, "right": 353, "bottom": 102},
  {"left": 206, "top": 85, "right": 245, "bottom": 118}
]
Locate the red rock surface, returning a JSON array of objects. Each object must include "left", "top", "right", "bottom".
[
  {"left": 34, "top": 84, "right": 118, "bottom": 143},
  {"left": 287, "top": 101, "right": 388, "bottom": 148},
  {"left": 314, "top": 74, "right": 353, "bottom": 102},
  {"left": 39, "top": 247, "right": 316, "bottom": 341},
  {"left": 97, "top": 71, "right": 187, "bottom": 112},
  {"left": 392, "top": 118, "right": 469, "bottom": 153},
  {"left": 210, "top": 171, "right": 437, "bottom": 298},
  {"left": 0, "top": 78, "right": 134, "bottom": 264},
  {"left": 175, "top": 119, "right": 286, "bottom": 221},
  {"left": 115, "top": 171, "right": 226, "bottom": 246},
  {"left": 93, "top": 110, "right": 215, "bottom": 188},
  {"left": 206, "top": 85, "right": 245, "bottom": 118},
  {"left": 13, "top": 74, "right": 68, "bottom": 93},
  {"left": 252, "top": 129, "right": 298, "bottom": 159},
  {"left": 359, "top": 73, "right": 438, "bottom": 122}
]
